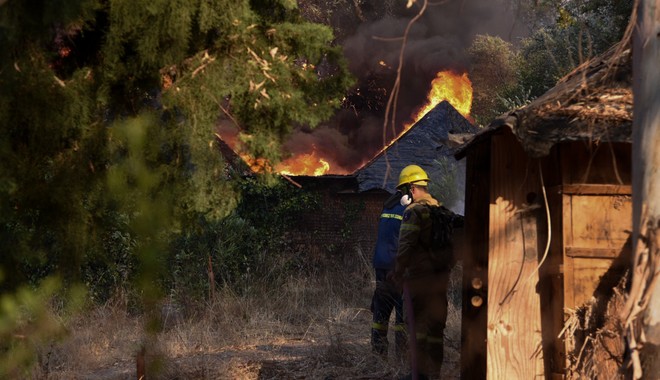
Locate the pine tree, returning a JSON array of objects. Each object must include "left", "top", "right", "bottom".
[{"left": 0, "top": 1, "right": 353, "bottom": 373}]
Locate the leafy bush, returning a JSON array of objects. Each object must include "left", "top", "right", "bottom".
[{"left": 166, "top": 179, "right": 321, "bottom": 303}]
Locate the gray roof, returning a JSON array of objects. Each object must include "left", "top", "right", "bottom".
[
  {"left": 456, "top": 40, "right": 632, "bottom": 159},
  {"left": 356, "top": 101, "right": 477, "bottom": 193}
]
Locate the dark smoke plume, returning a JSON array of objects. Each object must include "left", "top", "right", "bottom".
[{"left": 231, "top": 0, "right": 529, "bottom": 174}]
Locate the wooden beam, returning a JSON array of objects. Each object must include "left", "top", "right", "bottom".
[
  {"left": 553, "top": 184, "right": 632, "bottom": 195},
  {"left": 565, "top": 246, "right": 630, "bottom": 259}
]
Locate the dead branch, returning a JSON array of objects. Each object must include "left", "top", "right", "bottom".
[
  {"left": 352, "top": 0, "right": 366, "bottom": 22},
  {"left": 381, "top": 0, "right": 428, "bottom": 187},
  {"left": 525, "top": 161, "right": 552, "bottom": 283},
  {"left": 280, "top": 173, "right": 302, "bottom": 188},
  {"left": 371, "top": 36, "right": 404, "bottom": 42}
]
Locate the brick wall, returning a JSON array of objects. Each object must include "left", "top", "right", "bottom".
[{"left": 289, "top": 188, "right": 389, "bottom": 274}]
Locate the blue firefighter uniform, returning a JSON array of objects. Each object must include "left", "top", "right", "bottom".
[{"left": 371, "top": 197, "right": 407, "bottom": 356}]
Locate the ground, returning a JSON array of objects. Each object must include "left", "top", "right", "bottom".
[{"left": 34, "top": 266, "right": 463, "bottom": 380}]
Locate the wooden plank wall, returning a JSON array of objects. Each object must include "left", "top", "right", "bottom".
[{"left": 487, "top": 131, "right": 545, "bottom": 379}]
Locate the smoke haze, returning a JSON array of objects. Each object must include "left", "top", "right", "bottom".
[{"left": 226, "top": 0, "right": 530, "bottom": 174}]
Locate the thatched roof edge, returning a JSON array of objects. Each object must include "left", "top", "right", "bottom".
[{"left": 456, "top": 39, "right": 633, "bottom": 159}]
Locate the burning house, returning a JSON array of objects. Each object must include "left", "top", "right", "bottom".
[
  {"left": 456, "top": 40, "right": 633, "bottom": 379},
  {"left": 217, "top": 99, "right": 477, "bottom": 273},
  {"left": 356, "top": 100, "right": 476, "bottom": 195},
  {"left": 284, "top": 100, "right": 477, "bottom": 267}
]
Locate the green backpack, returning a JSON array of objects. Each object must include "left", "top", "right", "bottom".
[{"left": 427, "top": 205, "right": 463, "bottom": 268}]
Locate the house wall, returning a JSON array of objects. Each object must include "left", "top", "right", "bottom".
[{"left": 290, "top": 186, "right": 388, "bottom": 275}]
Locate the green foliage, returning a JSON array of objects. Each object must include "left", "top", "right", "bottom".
[
  {"left": 0, "top": 0, "right": 352, "bottom": 285},
  {"left": 468, "top": 35, "right": 522, "bottom": 124},
  {"left": 105, "top": 116, "right": 179, "bottom": 313},
  {"left": 0, "top": 277, "right": 86, "bottom": 378},
  {"left": 0, "top": 0, "right": 353, "bottom": 373},
  {"left": 518, "top": 0, "right": 632, "bottom": 99},
  {"left": 429, "top": 155, "right": 461, "bottom": 211},
  {"left": 167, "top": 179, "right": 322, "bottom": 301},
  {"left": 468, "top": 0, "right": 632, "bottom": 122},
  {"left": 497, "top": 85, "right": 534, "bottom": 112},
  {"left": 82, "top": 214, "right": 137, "bottom": 303},
  {"left": 0, "top": 43, "right": 104, "bottom": 290}
]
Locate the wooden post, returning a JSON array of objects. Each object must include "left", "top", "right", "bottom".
[
  {"left": 460, "top": 141, "right": 490, "bottom": 380},
  {"left": 624, "top": 0, "right": 660, "bottom": 377},
  {"left": 207, "top": 254, "right": 216, "bottom": 301},
  {"left": 136, "top": 344, "right": 146, "bottom": 380}
]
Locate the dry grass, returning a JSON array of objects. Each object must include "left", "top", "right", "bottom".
[{"left": 27, "top": 261, "right": 463, "bottom": 380}]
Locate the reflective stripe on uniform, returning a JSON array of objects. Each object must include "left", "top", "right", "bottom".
[
  {"left": 372, "top": 322, "right": 388, "bottom": 331},
  {"left": 427, "top": 335, "right": 444, "bottom": 344},
  {"left": 416, "top": 332, "right": 426, "bottom": 340},
  {"left": 393, "top": 324, "right": 406, "bottom": 332},
  {"left": 381, "top": 213, "right": 403, "bottom": 220},
  {"left": 400, "top": 224, "right": 420, "bottom": 231}
]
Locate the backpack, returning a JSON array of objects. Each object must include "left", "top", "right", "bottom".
[{"left": 426, "top": 205, "right": 464, "bottom": 268}]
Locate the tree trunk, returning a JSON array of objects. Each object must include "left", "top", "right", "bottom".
[{"left": 624, "top": 0, "right": 660, "bottom": 378}]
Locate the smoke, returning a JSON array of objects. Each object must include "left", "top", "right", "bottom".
[{"left": 275, "top": 0, "right": 530, "bottom": 174}]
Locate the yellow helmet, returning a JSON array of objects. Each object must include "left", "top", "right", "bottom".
[{"left": 397, "top": 165, "right": 429, "bottom": 188}]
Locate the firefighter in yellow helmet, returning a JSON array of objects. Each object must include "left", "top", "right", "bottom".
[{"left": 393, "top": 164, "right": 450, "bottom": 380}]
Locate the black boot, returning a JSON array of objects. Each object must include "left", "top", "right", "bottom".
[
  {"left": 370, "top": 328, "right": 388, "bottom": 355},
  {"left": 398, "top": 373, "right": 429, "bottom": 380},
  {"left": 394, "top": 329, "right": 408, "bottom": 358}
]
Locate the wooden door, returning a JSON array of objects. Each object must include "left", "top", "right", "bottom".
[{"left": 562, "top": 185, "right": 632, "bottom": 309}]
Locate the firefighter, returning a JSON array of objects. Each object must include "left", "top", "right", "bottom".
[
  {"left": 392, "top": 164, "right": 450, "bottom": 379},
  {"left": 370, "top": 190, "right": 407, "bottom": 357}
]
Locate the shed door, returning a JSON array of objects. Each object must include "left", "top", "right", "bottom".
[{"left": 562, "top": 186, "right": 632, "bottom": 308}]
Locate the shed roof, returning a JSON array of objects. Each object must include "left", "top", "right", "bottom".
[{"left": 456, "top": 39, "right": 632, "bottom": 159}]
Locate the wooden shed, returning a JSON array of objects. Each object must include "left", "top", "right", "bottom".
[{"left": 456, "top": 41, "right": 633, "bottom": 379}]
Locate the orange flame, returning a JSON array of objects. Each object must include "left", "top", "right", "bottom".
[
  {"left": 221, "top": 70, "right": 472, "bottom": 177},
  {"left": 371, "top": 70, "right": 473, "bottom": 157},
  {"left": 408, "top": 70, "right": 473, "bottom": 126},
  {"left": 218, "top": 130, "right": 334, "bottom": 176},
  {"left": 276, "top": 150, "right": 331, "bottom": 176},
  {"left": 240, "top": 154, "right": 273, "bottom": 173}
]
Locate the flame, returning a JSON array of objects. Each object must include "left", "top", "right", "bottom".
[
  {"left": 371, "top": 70, "right": 473, "bottom": 158},
  {"left": 222, "top": 134, "right": 335, "bottom": 176},
  {"left": 240, "top": 154, "right": 273, "bottom": 173},
  {"left": 276, "top": 150, "right": 331, "bottom": 176},
  {"left": 219, "top": 70, "right": 473, "bottom": 177},
  {"left": 408, "top": 70, "right": 472, "bottom": 126}
]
